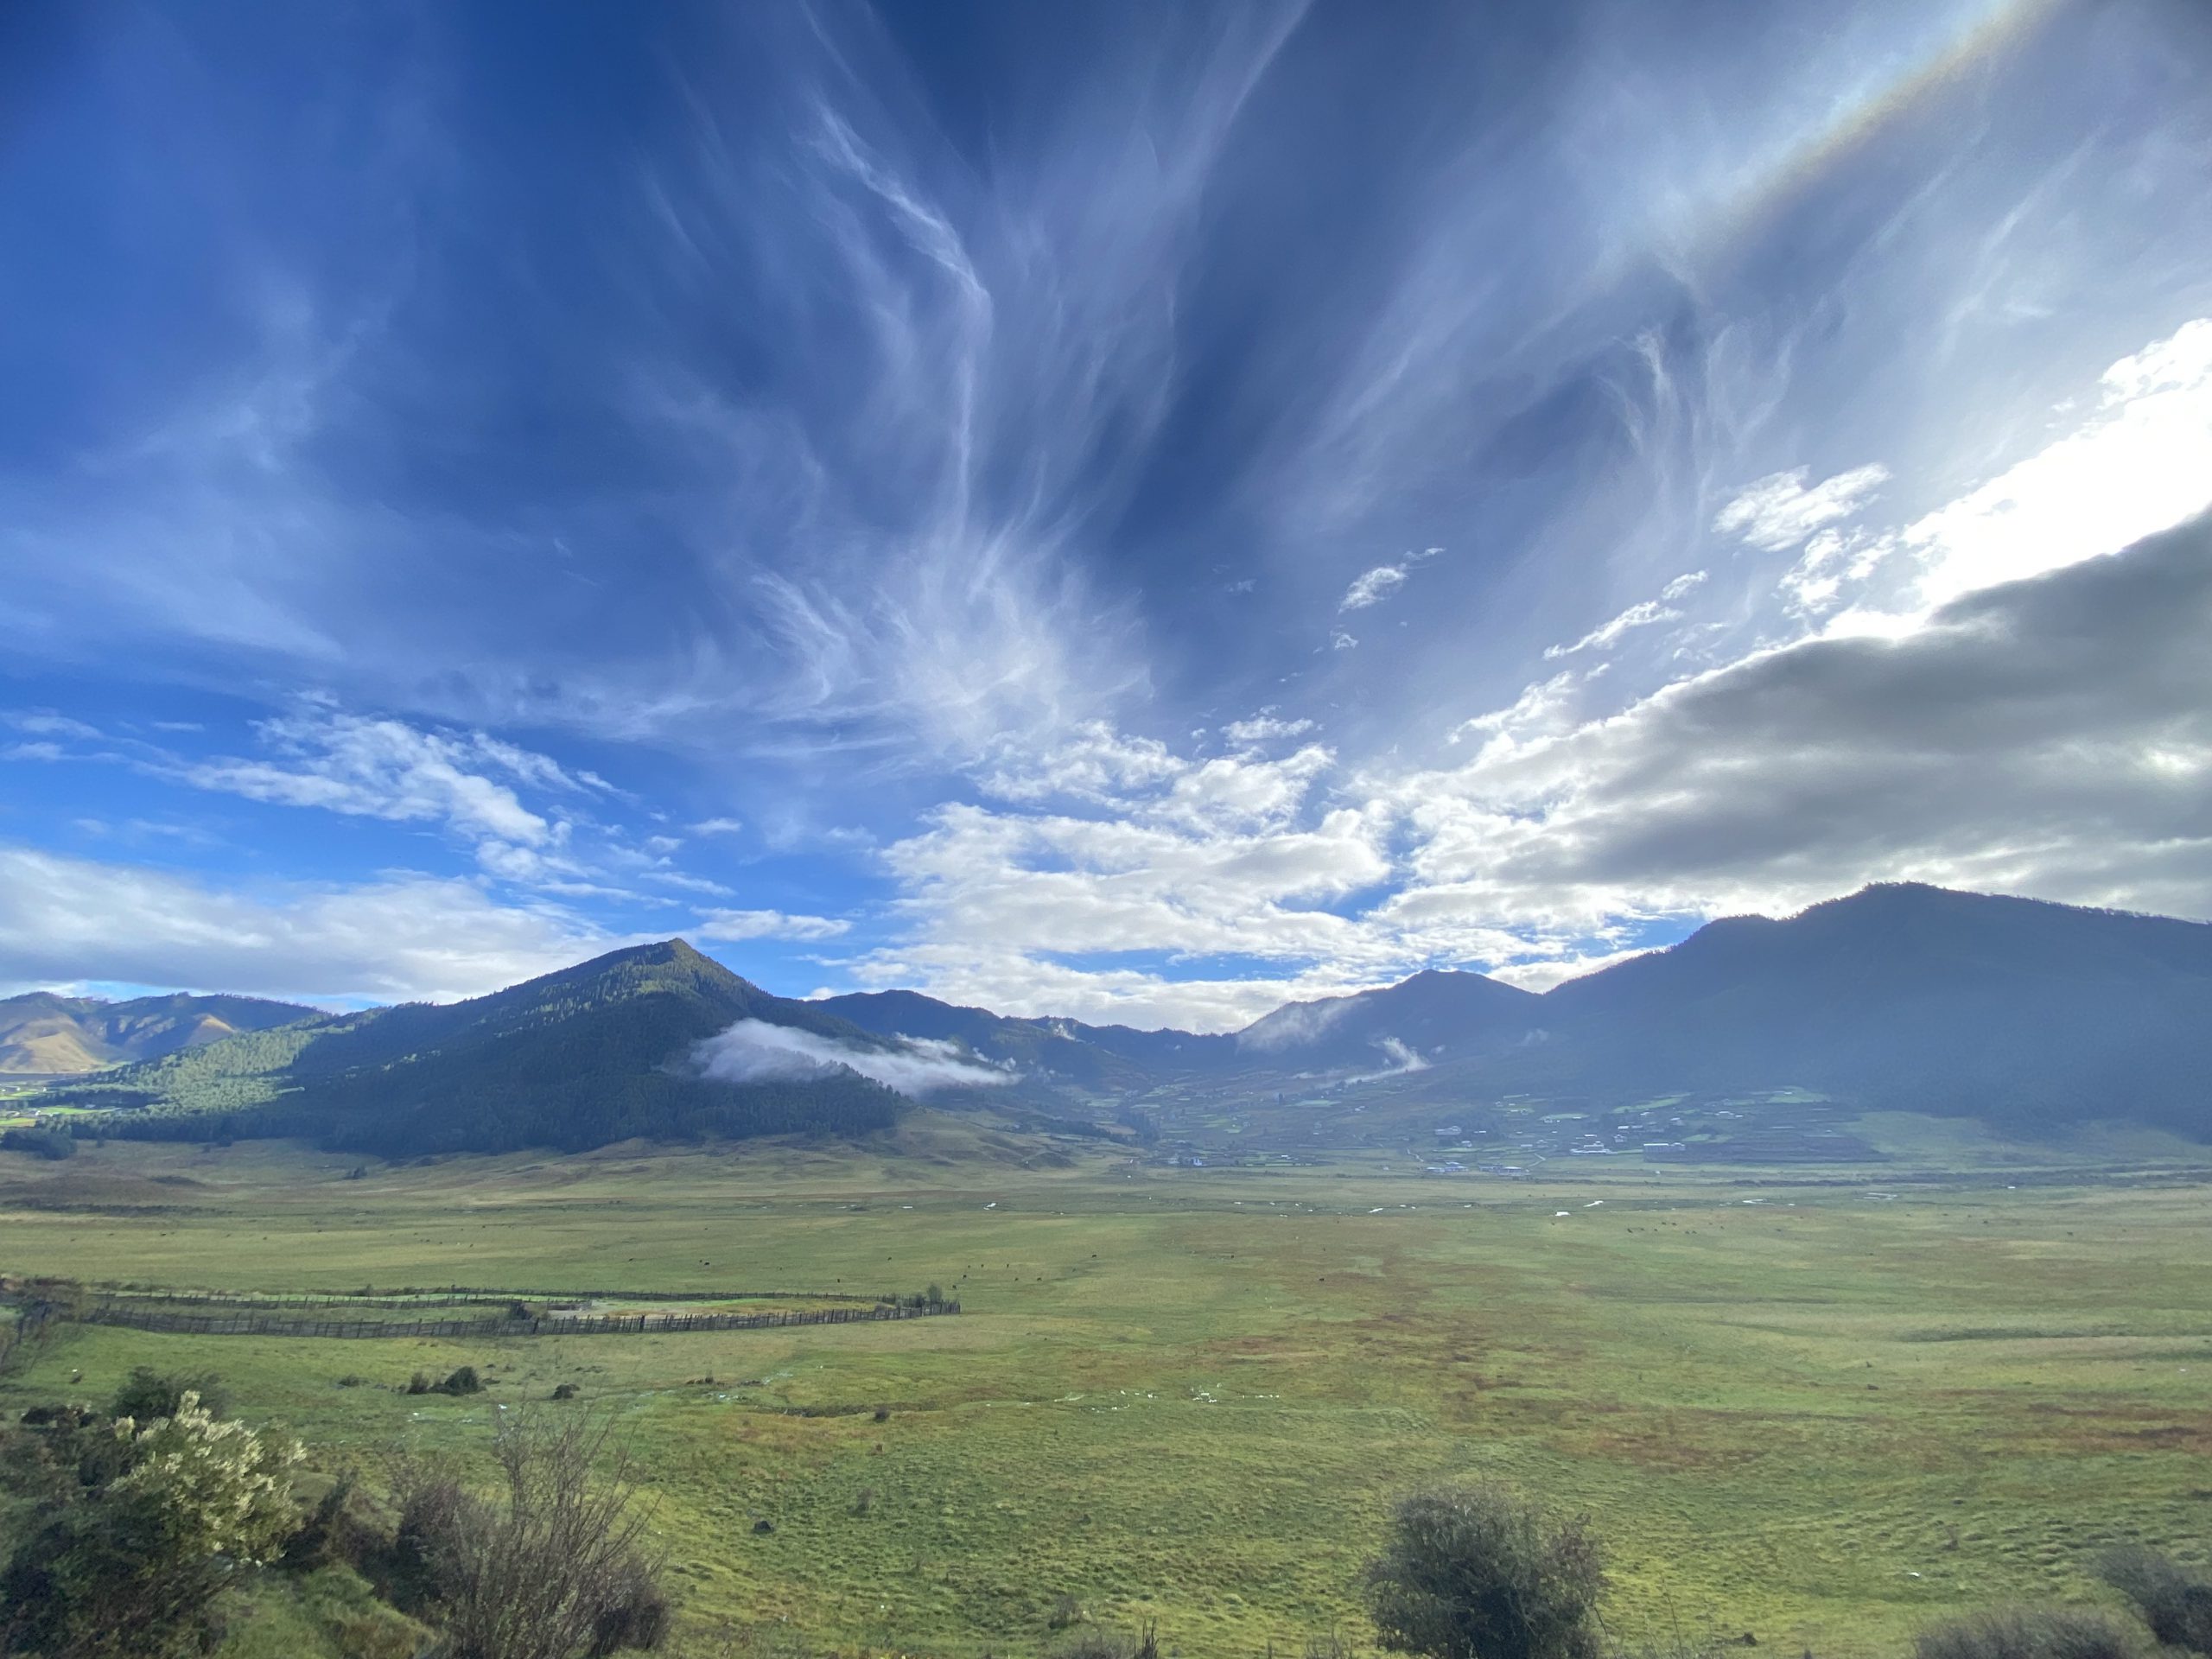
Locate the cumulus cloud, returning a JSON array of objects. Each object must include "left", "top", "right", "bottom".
[
  {"left": 1221, "top": 713, "right": 1316, "bottom": 745},
  {"left": 1902, "top": 318, "right": 2212, "bottom": 608},
  {"left": 0, "top": 845, "right": 627, "bottom": 1002},
  {"left": 1392, "top": 510, "right": 2212, "bottom": 931},
  {"left": 691, "top": 1018, "right": 1011, "bottom": 1095}
]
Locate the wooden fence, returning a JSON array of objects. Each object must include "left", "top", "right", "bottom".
[
  {"left": 84, "top": 1284, "right": 885, "bottom": 1312},
  {"left": 76, "top": 1300, "right": 957, "bottom": 1341}
]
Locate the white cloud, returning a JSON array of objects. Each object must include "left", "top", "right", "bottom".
[
  {"left": 691, "top": 1017, "right": 1010, "bottom": 1095},
  {"left": 1338, "top": 547, "right": 1441, "bottom": 613},
  {"left": 694, "top": 908, "right": 851, "bottom": 943},
  {"left": 690, "top": 817, "right": 746, "bottom": 836},
  {"left": 1340, "top": 565, "right": 1408, "bottom": 611},
  {"left": 6, "top": 712, "right": 104, "bottom": 741},
  {"left": 182, "top": 707, "right": 582, "bottom": 847},
  {"left": 1903, "top": 318, "right": 2212, "bottom": 608},
  {"left": 0, "top": 845, "right": 627, "bottom": 1003},
  {"left": 976, "top": 721, "right": 1184, "bottom": 804},
  {"left": 1539, "top": 570, "right": 1713, "bottom": 664},
  {"left": 1714, "top": 463, "right": 1891, "bottom": 551},
  {"left": 1221, "top": 713, "right": 1315, "bottom": 745}
]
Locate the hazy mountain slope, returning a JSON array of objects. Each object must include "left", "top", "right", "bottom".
[
  {"left": 817, "top": 990, "right": 1234, "bottom": 1089},
  {"left": 0, "top": 989, "right": 315, "bottom": 1075},
  {"left": 1516, "top": 885, "right": 2212, "bottom": 1128},
  {"left": 1236, "top": 969, "right": 1542, "bottom": 1071},
  {"left": 54, "top": 941, "right": 905, "bottom": 1155}
]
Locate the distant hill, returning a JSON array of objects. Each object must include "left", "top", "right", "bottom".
[
  {"left": 1523, "top": 883, "right": 2212, "bottom": 1129},
  {"left": 0, "top": 990, "right": 315, "bottom": 1076},
  {"left": 1197, "top": 885, "right": 2212, "bottom": 1136},
  {"left": 46, "top": 942, "right": 905, "bottom": 1155},
  {"left": 1236, "top": 969, "right": 1541, "bottom": 1071}
]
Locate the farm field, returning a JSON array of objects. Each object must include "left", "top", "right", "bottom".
[{"left": 3, "top": 1116, "right": 2210, "bottom": 1658}]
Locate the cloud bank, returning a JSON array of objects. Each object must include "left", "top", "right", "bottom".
[{"left": 690, "top": 1019, "right": 1013, "bottom": 1096}]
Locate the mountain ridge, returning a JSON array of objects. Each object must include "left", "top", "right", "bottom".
[
  {"left": 0, "top": 988, "right": 317, "bottom": 1077},
  {"left": 15, "top": 882, "right": 2212, "bottom": 1151}
]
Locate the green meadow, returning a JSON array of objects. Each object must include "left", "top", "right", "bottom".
[{"left": 3, "top": 1116, "right": 2209, "bottom": 1658}]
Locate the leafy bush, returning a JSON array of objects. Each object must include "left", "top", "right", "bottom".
[
  {"left": 0, "top": 1126, "right": 75, "bottom": 1160},
  {"left": 1364, "top": 1483, "right": 1605, "bottom": 1659},
  {"left": 111, "top": 1389, "right": 305, "bottom": 1562},
  {"left": 2097, "top": 1547, "right": 2212, "bottom": 1654},
  {"left": 1913, "top": 1606, "right": 2143, "bottom": 1659},
  {"left": 112, "top": 1364, "right": 231, "bottom": 1422},
  {"left": 1, "top": 1390, "right": 303, "bottom": 1656},
  {"left": 442, "top": 1364, "right": 484, "bottom": 1395}
]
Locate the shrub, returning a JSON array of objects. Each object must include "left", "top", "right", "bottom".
[
  {"left": 1364, "top": 1483, "right": 1605, "bottom": 1659},
  {"left": 1, "top": 1126, "right": 76, "bottom": 1160},
  {"left": 554, "top": 1382, "right": 581, "bottom": 1401},
  {"left": 2, "top": 1391, "right": 303, "bottom": 1657},
  {"left": 441, "top": 1365, "right": 484, "bottom": 1395},
  {"left": 1049, "top": 1592, "right": 1084, "bottom": 1630},
  {"left": 388, "top": 1409, "right": 669, "bottom": 1659},
  {"left": 1913, "top": 1606, "right": 2143, "bottom": 1659},
  {"left": 111, "top": 1364, "right": 231, "bottom": 1423},
  {"left": 406, "top": 1371, "right": 434, "bottom": 1395},
  {"left": 1052, "top": 1623, "right": 1160, "bottom": 1659},
  {"left": 2098, "top": 1548, "right": 2212, "bottom": 1654}
]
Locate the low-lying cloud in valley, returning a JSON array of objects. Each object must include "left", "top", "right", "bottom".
[{"left": 691, "top": 1020, "right": 1014, "bottom": 1096}]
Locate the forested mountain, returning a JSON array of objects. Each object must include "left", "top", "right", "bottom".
[
  {"left": 45, "top": 942, "right": 903, "bottom": 1155},
  {"left": 0, "top": 990, "right": 315, "bottom": 1076},
  {"left": 1524, "top": 883, "right": 2212, "bottom": 1129},
  {"left": 19, "top": 884, "right": 2212, "bottom": 1154},
  {"left": 1236, "top": 885, "right": 2212, "bottom": 1135}
]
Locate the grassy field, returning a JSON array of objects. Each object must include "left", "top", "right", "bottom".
[{"left": 3, "top": 1114, "right": 2209, "bottom": 1658}]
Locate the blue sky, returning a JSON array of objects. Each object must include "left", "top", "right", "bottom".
[{"left": 3, "top": 0, "right": 2210, "bottom": 1025}]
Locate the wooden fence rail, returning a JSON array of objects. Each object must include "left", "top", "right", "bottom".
[
  {"left": 75, "top": 1301, "right": 958, "bottom": 1341},
  {"left": 80, "top": 1283, "right": 886, "bottom": 1309}
]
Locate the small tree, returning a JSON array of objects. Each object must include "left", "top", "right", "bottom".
[
  {"left": 1364, "top": 1483, "right": 1605, "bottom": 1659},
  {"left": 112, "top": 1365, "right": 231, "bottom": 1423},
  {"left": 2, "top": 1391, "right": 303, "bottom": 1657},
  {"left": 391, "top": 1409, "right": 668, "bottom": 1659}
]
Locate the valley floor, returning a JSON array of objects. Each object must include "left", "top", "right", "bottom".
[{"left": 3, "top": 1116, "right": 2209, "bottom": 1658}]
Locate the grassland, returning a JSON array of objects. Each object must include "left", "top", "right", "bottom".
[{"left": 3, "top": 1113, "right": 2209, "bottom": 1658}]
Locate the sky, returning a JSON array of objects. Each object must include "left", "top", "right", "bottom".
[{"left": 3, "top": 0, "right": 2210, "bottom": 1028}]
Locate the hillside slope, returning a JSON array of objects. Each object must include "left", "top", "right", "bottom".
[
  {"left": 1523, "top": 883, "right": 2212, "bottom": 1128},
  {"left": 817, "top": 990, "right": 1236, "bottom": 1089},
  {"left": 49, "top": 942, "right": 905, "bottom": 1155},
  {"left": 0, "top": 990, "right": 315, "bottom": 1075}
]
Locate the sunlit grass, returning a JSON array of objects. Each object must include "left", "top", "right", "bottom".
[{"left": 3, "top": 1121, "right": 2208, "bottom": 1657}]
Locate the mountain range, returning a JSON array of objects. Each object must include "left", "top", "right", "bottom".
[
  {"left": 13, "top": 883, "right": 2212, "bottom": 1154},
  {"left": 0, "top": 990, "right": 315, "bottom": 1076}
]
